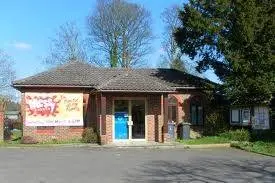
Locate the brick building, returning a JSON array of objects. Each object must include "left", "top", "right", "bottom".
[{"left": 12, "top": 61, "right": 213, "bottom": 144}]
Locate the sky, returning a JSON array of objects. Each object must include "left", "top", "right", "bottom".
[{"left": 0, "top": 0, "right": 219, "bottom": 82}]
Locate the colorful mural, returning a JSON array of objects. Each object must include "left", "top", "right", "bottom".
[{"left": 25, "top": 93, "right": 83, "bottom": 126}]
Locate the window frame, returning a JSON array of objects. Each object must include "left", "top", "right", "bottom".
[
  {"left": 190, "top": 96, "right": 204, "bottom": 126},
  {"left": 168, "top": 96, "right": 178, "bottom": 123}
]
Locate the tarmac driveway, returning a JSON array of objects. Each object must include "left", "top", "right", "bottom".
[{"left": 0, "top": 147, "right": 274, "bottom": 183}]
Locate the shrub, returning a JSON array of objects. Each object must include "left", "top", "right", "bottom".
[
  {"left": 21, "top": 136, "right": 38, "bottom": 144},
  {"left": 12, "top": 121, "right": 23, "bottom": 130},
  {"left": 81, "top": 128, "right": 98, "bottom": 143},
  {"left": 251, "top": 130, "right": 275, "bottom": 142},
  {"left": 4, "top": 127, "right": 11, "bottom": 140},
  {"left": 220, "top": 129, "right": 251, "bottom": 142},
  {"left": 203, "top": 109, "right": 229, "bottom": 136}
]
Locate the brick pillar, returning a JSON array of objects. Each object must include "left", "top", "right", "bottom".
[
  {"left": 0, "top": 111, "right": 4, "bottom": 142},
  {"left": 100, "top": 95, "right": 107, "bottom": 145},
  {"left": 163, "top": 94, "right": 169, "bottom": 142}
]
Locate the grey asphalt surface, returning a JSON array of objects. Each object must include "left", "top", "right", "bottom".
[{"left": 0, "top": 147, "right": 274, "bottom": 183}]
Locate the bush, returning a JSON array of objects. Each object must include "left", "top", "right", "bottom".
[
  {"left": 12, "top": 121, "right": 23, "bottom": 130},
  {"left": 4, "top": 127, "right": 11, "bottom": 140},
  {"left": 203, "top": 109, "right": 229, "bottom": 136},
  {"left": 81, "top": 128, "right": 98, "bottom": 143},
  {"left": 251, "top": 130, "right": 275, "bottom": 142},
  {"left": 21, "top": 136, "right": 38, "bottom": 144},
  {"left": 220, "top": 129, "right": 251, "bottom": 142}
]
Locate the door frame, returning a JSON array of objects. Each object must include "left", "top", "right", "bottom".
[{"left": 112, "top": 97, "right": 147, "bottom": 143}]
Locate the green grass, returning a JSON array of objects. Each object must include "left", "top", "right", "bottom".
[
  {"left": 11, "top": 130, "right": 22, "bottom": 141},
  {"left": 1, "top": 130, "right": 85, "bottom": 146},
  {"left": 231, "top": 141, "right": 275, "bottom": 157},
  {"left": 178, "top": 136, "right": 231, "bottom": 145}
]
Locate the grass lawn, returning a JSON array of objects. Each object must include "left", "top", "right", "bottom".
[
  {"left": 178, "top": 136, "right": 231, "bottom": 145},
  {"left": 231, "top": 141, "right": 275, "bottom": 157}
]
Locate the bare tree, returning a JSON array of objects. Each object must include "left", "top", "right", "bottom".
[
  {"left": 0, "top": 50, "right": 15, "bottom": 105},
  {"left": 45, "top": 22, "right": 88, "bottom": 66},
  {"left": 87, "top": 0, "right": 153, "bottom": 68},
  {"left": 160, "top": 5, "right": 186, "bottom": 71},
  {"left": 160, "top": 5, "right": 202, "bottom": 77}
]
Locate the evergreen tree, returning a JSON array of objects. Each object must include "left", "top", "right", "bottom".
[{"left": 174, "top": 0, "right": 275, "bottom": 105}]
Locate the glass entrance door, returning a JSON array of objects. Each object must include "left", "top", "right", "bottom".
[
  {"left": 114, "top": 100, "right": 128, "bottom": 139},
  {"left": 132, "top": 100, "right": 145, "bottom": 139},
  {"left": 114, "top": 99, "right": 145, "bottom": 140}
]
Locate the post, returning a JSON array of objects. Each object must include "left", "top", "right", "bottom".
[
  {"left": 163, "top": 94, "right": 169, "bottom": 142},
  {"left": 128, "top": 100, "right": 132, "bottom": 140},
  {"left": 100, "top": 95, "right": 107, "bottom": 144}
]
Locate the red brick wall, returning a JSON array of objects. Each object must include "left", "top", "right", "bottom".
[
  {"left": 169, "top": 91, "right": 207, "bottom": 138},
  {"left": 20, "top": 90, "right": 91, "bottom": 143},
  {"left": 147, "top": 94, "right": 162, "bottom": 142},
  {"left": 19, "top": 88, "right": 207, "bottom": 143}
]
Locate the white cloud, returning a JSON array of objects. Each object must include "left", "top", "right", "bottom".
[{"left": 12, "top": 42, "right": 32, "bottom": 50}]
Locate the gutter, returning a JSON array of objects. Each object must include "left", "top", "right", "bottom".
[
  {"left": 12, "top": 84, "right": 95, "bottom": 88},
  {"left": 173, "top": 86, "right": 202, "bottom": 90},
  {"left": 99, "top": 89, "right": 175, "bottom": 93}
]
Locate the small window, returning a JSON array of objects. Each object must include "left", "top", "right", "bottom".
[
  {"left": 231, "top": 109, "right": 240, "bottom": 123},
  {"left": 168, "top": 96, "right": 178, "bottom": 122},
  {"left": 190, "top": 96, "right": 203, "bottom": 125}
]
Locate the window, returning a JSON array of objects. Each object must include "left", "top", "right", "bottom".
[
  {"left": 168, "top": 96, "right": 178, "bottom": 122},
  {"left": 190, "top": 96, "right": 203, "bottom": 125},
  {"left": 242, "top": 109, "right": 250, "bottom": 124},
  {"left": 230, "top": 108, "right": 250, "bottom": 125},
  {"left": 231, "top": 109, "right": 240, "bottom": 123},
  {"left": 254, "top": 107, "right": 269, "bottom": 129}
]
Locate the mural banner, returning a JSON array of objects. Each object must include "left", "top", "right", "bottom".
[{"left": 25, "top": 93, "right": 83, "bottom": 126}]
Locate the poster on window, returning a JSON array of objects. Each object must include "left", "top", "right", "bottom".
[
  {"left": 25, "top": 93, "right": 83, "bottom": 126},
  {"left": 253, "top": 106, "right": 270, "bottom": 129}
]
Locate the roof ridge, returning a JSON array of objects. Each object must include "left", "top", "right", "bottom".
[
  {"left": 13, "top": 61, "right": 93, "bottom": 85},
  {"left": 96, "top": 70, "right": 174, "bottom": 91}
]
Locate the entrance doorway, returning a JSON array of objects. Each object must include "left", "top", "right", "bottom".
[
  {"left": 114, "top": 99, "right": 146, "bottom": 140},
  {"left": 132, "top": 100, "right": 145, "bottom": 139}
]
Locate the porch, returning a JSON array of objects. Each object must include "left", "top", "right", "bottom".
[{"left": 93, "top": 93, "right": 170, "bottom": 145}]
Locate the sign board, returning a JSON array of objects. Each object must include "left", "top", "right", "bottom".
[{"left": 25, "top": 93, "right": 83, "bottom": 126}]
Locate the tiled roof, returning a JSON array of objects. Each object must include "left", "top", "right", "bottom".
[{"left": 13, "top": 61, "right": 213, "bottom": 92}]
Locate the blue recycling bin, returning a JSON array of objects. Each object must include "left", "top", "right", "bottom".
[{"left": 168, "top": 120, "right": 176, "bottom": 140}]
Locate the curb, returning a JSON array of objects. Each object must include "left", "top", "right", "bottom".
[
  {"left": 0, "top": 143, "right": 102, "bottom": 148},
  {"left": 183, "top": 143, "right": 231, "bottom": 149},
  {"left": 0, "top": 143, "right": 231, "bottom": 149}
]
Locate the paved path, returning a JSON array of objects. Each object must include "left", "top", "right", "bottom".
[{"left": 0, "top": 147, "right": 274, "bottom": 183}]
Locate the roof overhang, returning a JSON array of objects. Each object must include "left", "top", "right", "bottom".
[
  {"left": 99, "top": 89, "right": 175, "bottom": 93},
  {"left": 12, "top": 84, "right": 95, "bottom": 88}
]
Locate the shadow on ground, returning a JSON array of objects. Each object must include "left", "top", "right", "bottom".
[{"left": 125, "top": 157, "right": 275, "bottom": 183}]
